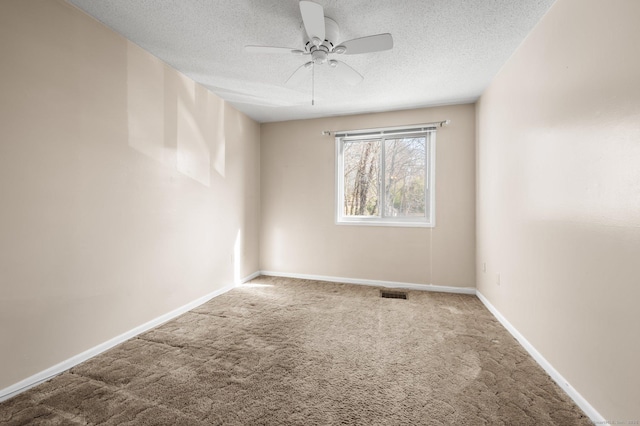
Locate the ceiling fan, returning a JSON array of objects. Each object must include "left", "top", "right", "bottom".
[{"left": 245, "top": 1, "right": 393, "bottom": 91}]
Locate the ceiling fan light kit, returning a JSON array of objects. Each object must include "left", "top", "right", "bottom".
[{"left": 244, "top": 0, "right": 394, "bottom": 104}]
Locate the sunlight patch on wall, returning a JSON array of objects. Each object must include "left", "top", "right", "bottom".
[
  {"left": 211, "top": 94, "right": 226, "bottom": 178},
  {"left": 126, "top": 43, "right": 168, "bottom": 166},
  {"left": 522, "top": 118, "right": 640, "bottom": 227},
  {"left": 177, "top": 75, "right": 210, "bottom": 187},
  {"left": 126, "top": 42, "right": 228, "bottom": 184}
]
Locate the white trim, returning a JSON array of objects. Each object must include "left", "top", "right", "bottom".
[
  {"left": 476, "top": 290, "right": 606, "bottom": 424},
  {"left": 1, "top": 270, "right": 603, "bottom": 425},
  {"left": 428, "top": 132, "right": 436, "bottom": 227},
  {"left": 259, "top": 270, "right": 476, "bottom": 295},
  {"left": 335, "top": 131, "right": 436, "bottom": 228},
  {"left": 335, "top": 220, "right": 433, "bottom": 228},
  {"left": 240, "top": 270, "right": 261, "bottom": 283},
  {"left": 0, "top": 281, "right": 242, "bottom": 403}
]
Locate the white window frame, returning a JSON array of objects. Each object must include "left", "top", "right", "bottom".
[{"left": 335, "top": 125, "right": 436, "bottom": 228}]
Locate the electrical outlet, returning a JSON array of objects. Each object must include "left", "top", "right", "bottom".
[
  {"left": 483, "top": 262, "right": 486, "bottom": 273},
  {"left": 496, "top": 273, "right": 501, "bottom": 286}
]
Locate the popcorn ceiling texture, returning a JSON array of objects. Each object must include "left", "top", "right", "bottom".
[
  {"left": 66, "top": 0, "right": 555, "bottom": 122},
  {"left": 0, "top": 276, "right": 589, "bottom": 425}
]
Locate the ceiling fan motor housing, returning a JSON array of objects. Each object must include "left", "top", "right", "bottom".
[
  {"left": 304, "top": 17, "right": 340, "bottom": 62},
  {"left": 245, "top": 0, "right": 391, "bottom": 87}
]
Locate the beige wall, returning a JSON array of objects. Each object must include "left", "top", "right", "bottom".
[
  {"left": 0, "top": 0, "right": 260, "bottom": 390},
  {"left": 476, "top": 0, "right": 640, "bottom": 419},
  {"left": 260, "top": 104, "right": 475, "bottom": 287}
]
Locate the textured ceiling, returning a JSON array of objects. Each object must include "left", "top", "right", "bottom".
[{"left": 67, "top": 0, "right": 555, "bottom": 123}]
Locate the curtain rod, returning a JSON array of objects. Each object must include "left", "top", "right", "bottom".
[{"left": 322, "top": 120, "right": 450, "bottom": 137}]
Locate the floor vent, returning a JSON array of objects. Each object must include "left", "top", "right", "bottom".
[{"left": 380, "top": 290, "right": 408, "bottom": 300}]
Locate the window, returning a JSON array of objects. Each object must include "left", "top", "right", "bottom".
[{"left": 336, "top": 125, "right": 436, "bottom": 227}]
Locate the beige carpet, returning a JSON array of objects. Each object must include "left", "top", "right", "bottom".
[{"left": 1, "top": 276, "right": 590, "bottom": 425}]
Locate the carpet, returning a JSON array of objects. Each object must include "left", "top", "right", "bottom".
[{"left": 0, "top": 276, "right": 591, "bottom": 425}]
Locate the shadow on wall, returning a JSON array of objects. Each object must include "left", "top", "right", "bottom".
[{"left": 125, "top": 42, "right": 226, "bottom": 185}]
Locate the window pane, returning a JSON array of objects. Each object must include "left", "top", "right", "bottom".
[
  {"left": 343, "top": 140, "right": 381, "bottom": 216},
  {"left": 384, "top": 137, "right": 426, "bottom": 217}
]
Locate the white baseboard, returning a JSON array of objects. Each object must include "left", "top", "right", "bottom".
[
  {"left": 0, "top": 281, "right": 240, "bottom": 403},
  {"left": 258, "top": 270, "right": 476, "bottom": 295},
  {"left": 476, "top": 290, "right": 605, "bottom": 424},
  {"left": 239, "top": 270, "right": 261, "bottom": 284},
  {"left": 1, "top": 271, "right": 604, "bottom": 425}
]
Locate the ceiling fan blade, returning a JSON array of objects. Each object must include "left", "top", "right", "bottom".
[
  {"left": 285, "top": 62, "right": 313, "bottom": 86},
  {"left": 299, "top": 1, "right": 325, "bottom": 43},
  {"left": 245, "top": 45, "right": 303, "bottom": 55},
  {"left": 332, "top": 61, "right": 363, "bottom": 85},
  {"left": 338, "top": 33, "right": 394, "bottom": 55}
]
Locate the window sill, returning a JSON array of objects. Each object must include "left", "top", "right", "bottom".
[{"left": 336, "top": 219, "right": 434, "bottom": 228}]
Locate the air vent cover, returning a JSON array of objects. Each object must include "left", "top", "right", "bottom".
[{"left": 380, "top": 290, "right": 407, "bottom": 299}]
